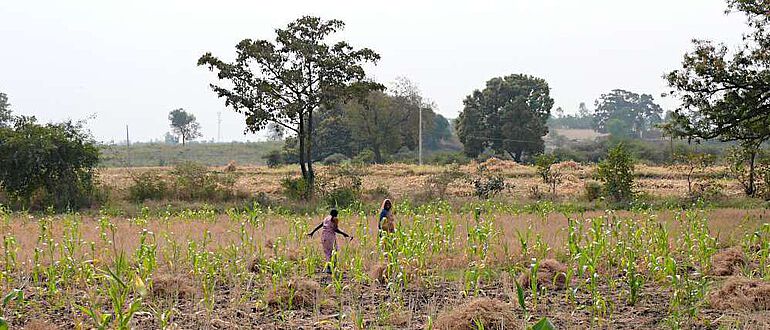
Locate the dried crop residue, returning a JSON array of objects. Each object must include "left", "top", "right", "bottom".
[
  {"left": 23, "top": 320, "right": 60, "bottom": 330},
  {"left": 266, "top": 277, "right": 321, "bottom": 309},
  {"left": 517, "top": 259, "right": 568, "bottom": 290},
  {"left": 224, "top": 160, "right": 237, "bottom": 172},
  {"left": 432, "top": 298, "right": 520, "bottom": 330},
  {"left": 711, "top": 247, "right": 745, "bottom": 276},
  {"left": 708, "top": 276, "right": 770, "bottom": 310},
  {"left": 370, "top": 263, "right": 387, "bottom": 284},
  {"left": 152, "top": 272, "right": 197, "bottom": 299}
]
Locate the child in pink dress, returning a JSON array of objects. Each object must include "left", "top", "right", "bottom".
[{"left": 308, "top": 209, "right": 353, "bottom": 273}]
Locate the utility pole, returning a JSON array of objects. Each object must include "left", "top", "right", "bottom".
[
  {"left": 125, "top": 125, "right": 131, "bottom": 167},
  {"left": 217, "top": 112, "right": 222, "bottom": 143},
  {"left": 418, "top": 106, "right": 423, "bottom": 165}
]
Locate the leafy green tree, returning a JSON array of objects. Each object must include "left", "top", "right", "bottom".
[
  {"left": 549, "top": 102, "right": 595, "bottom": 129},
  {"left": 593, "top": 89, "right": 663, "bottom": 138},
  {"left": 665, "top": 0, "right": 770, "bottom": 196},
  {"left": 597, "top": 143, "right": 635, "bottom": 203},
  {"left": 0, "top": 118, "right": 100, "bottom": 210},
  {"left": 456, "top": 74, "right": 553, "bottom": 162},
  {"left": 198, "top": 16, "right": 380, "bottom": 195},
  {"left": 0, "top": 92, "right": 12, "bottom": 127},
  {"left": 168, "top": 108, "right": 201, "bottom": 146},
  {"left": 163, "top": 132, "right": 179, "bottom": 144}
]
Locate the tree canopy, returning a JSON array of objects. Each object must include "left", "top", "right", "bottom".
[
  {"left": 168, "top": 108, "right": 202, "bottom": 146},
  {"left": 593, "top": 89, "right": 663, "bottom": 138},
  {"left": 666, "top": 0, "right": 770, "bottom": 195},
  {"left": 456, "top": 74, "right": 553, "bottom": 162},
  {"left": 198, "top": 16, "right": 380, "bottom": 194},
  {"left": 0, "top": 92, "right": 11, "bottom": 128}
]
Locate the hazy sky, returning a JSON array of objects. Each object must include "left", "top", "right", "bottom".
[{"left": 0, "top": 0, "right": 748, "bottom": 143}]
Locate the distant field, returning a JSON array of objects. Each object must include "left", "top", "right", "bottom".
[
  {"left": 98, "top": 141, "right": 282, "bottom": 167},
  {"left": 552, "top": 128, "right": 606, "bottom": 141}
]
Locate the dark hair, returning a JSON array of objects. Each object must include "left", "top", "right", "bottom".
[{"left": 330, "top": 209, "right": 338, "bottom": 217}]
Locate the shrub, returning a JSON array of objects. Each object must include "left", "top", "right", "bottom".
[
  {"left": 171, "top": 162, "right": 234, "bottom": 201},
  {"left": 468, "top": 164, "right": 508, "bottom": 200},
  {"left": 535, "top": 153, "right": 562, "bottom": 197},
  {"left": 322, "top": 153, "right": 349, "bottom": 165},
  {"left": 0, "top": 118, "right": 99, "bottom": 210},
  {"left": 429, "top": 151, "right": 470, "bottom": 165},
  {"left": 263, "top": 149, "right": 284, "bottom": 168},
  {"left": 597, "top": 143, "right": 635, "bottom": 203},
  {"left": 352, "top": 149, "right": 375, "bottom": 165},
  {"left": 128, "top": 171, "right": 167, "bottom": 202},
  {"left": 318, "top": 165, "right": 363, "bottom": 208},
  {"left": 424, "top": 164, "right": 466, "bottom": 198},
  {"left": 584, "top": 180, "right": 602, "bottom": 201},
  {"left": 280, "top": 177, "right": 309, "bottom": 201}
]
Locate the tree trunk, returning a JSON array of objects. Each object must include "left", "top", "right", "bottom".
[
  {"left": 298, "top": 113, "right": 308, "bottom": 191},
  {"left": 748, "top": 149, "right": 757, "bottom": 197},
  {"left": 306, "top": 110, "right": 315, "bottom": 198},
  {"left": 372, "top": 141, "right": 383, "bottom": 164}
]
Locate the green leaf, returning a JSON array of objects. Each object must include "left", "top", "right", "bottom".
[
  {"left": 515, "top": 278, "right": 527, "bottom": 312},
  {"left": 0, "top": 317, "right": 8, "bottom": 330},
  {"left": 531, "top": 317, "right": 556, "bottom": 330}
]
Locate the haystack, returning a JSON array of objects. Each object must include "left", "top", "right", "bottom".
[
  {"left": 708, "top": 276, "right": 770, "bottom": 311},
  {"left": 517, "top": 259, "right": 568, "bottom": 290},
  {"left": 152, "top": 272, "right": 197, "bottom": 299},
  {"left": 266, "top": 277, "right": 321, "bottom": 309},
  {"left": 431, "top": 298, "right": 520, "bottom": 330},
  {"left": 710, "top": 247, "right": 745, "bottom": 276}
]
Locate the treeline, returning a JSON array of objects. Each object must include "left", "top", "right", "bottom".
[{"left": 266, "top": 78, "right": 457, "bottom": 166}]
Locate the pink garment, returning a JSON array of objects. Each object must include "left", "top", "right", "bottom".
[{"left": 321, "top": 216, "right": 338, "bottom": 261}]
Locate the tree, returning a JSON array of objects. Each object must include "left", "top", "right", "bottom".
[
  {"left": 665, "top": 0, "right": 770, "bottom": 196},
  {"left": 593, "top": 89, "right": 663, "bottom": 138},
  {"left": 0, "top": 92, "right": 12, "bottom": 128},
  {"left": 456, "top": 74, "right": 554, "bottom": 162},
  {"left": 168, "top": 108, "right": 201, "bottom": 146},
  {"left": 0, "top": 117, "right": 99, "bottom": 210},
  {"left": 344, "top": 78, "right": 436, "bottom": 163},
  {"left": 198, "top": 16, "right": 380, "bottom": 196},
  {"left": 164, "top": 132, "right": 179, "bottom": 144}
]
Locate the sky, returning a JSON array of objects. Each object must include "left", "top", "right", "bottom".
[{"left": 0, "top": 0, "right": 749, "bottom": 143}]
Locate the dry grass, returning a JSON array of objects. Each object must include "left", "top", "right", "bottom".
[
  {"left": 265, "top": 277, "right": 322, "bottom": 309},
  {"left": 711, "top": 247, "right": 746, "bottom": 276},
  {"left": 96, "top": 162, "right": 746, "bottom": 202},
  {"left": 151, "top": 271, "right": 198, "bottom": 299},
  {"left": 708, "top": 277, "right": 770, "bottom": 311},
  {"left": 517, "top": 259, "right": 568, "bottom": 290},
  {"left": 432, "top": 298, "right": 520, "bottom": 330}
]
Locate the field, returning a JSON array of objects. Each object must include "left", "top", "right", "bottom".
[
  {"left": 98, "top": 141, "right": 282, "bottom": 167},
  {"left": 2, "top": 162, "right": 770, "bottom": 329}
]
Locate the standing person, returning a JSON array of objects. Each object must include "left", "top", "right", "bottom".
[
  {"left": 378, "top": 199, "right": 396, "bottom": 235},
  {"left": 308, "top": 209, "right": 353, "bottom": 273}
]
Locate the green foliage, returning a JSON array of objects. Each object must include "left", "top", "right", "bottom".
[
  {"left": 534, "top": 153, "right": 562, "bottom": 197},
  {"left": 424, "top": 164, "right": 466, "bottom": 198},
  {"left": 168, "top": 108, "right": 201, "bottom": 146},
  {"left": 584, "top": 180, "right": 603, "bottom": 202},
  {"left": 319, "top": 171, "right": 362, "bottom": 208},
  {"left": 468, "top": 165, "right": 508, "bottom": 200},
  {"left": 593, "top": 89, "right": 663, "bottom": 138},
  {"left": 0, "top": 118, "right": 99, "bottom": 210},
  {"left": 666, "top": 1, "right": 770, "bottom": 178},
  {"left": 456, "top": 74, "right": 554, "bottom": 162},
  {"left": 0, "top": 92, "right": 11, "bottom": 128},
  {"left": 597, "top": 143, "right": 635, "bottom": 203},
  {"left": 264, "top": 149, "right": 285, "bottom": 168},
  {"left": 128, "top": 172, "right": 167, "bottom": 203},
  {"left": 549, "top": 102, "right": 593, "bottom": 129},
  {"left": 428, "top": 151, "right": 470, "bottom": 165},
  {"left": 322, "top": 153, "right": 349, "bottom": 165},
  {"left": 198, "top": 16, "right": 381, "bottom": 194},
  {"left": 280, "top": 177, "right": 310, "bottom": 201},
  {"left": 352, "top": 149, "right": 376, "bottom": 165}
]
